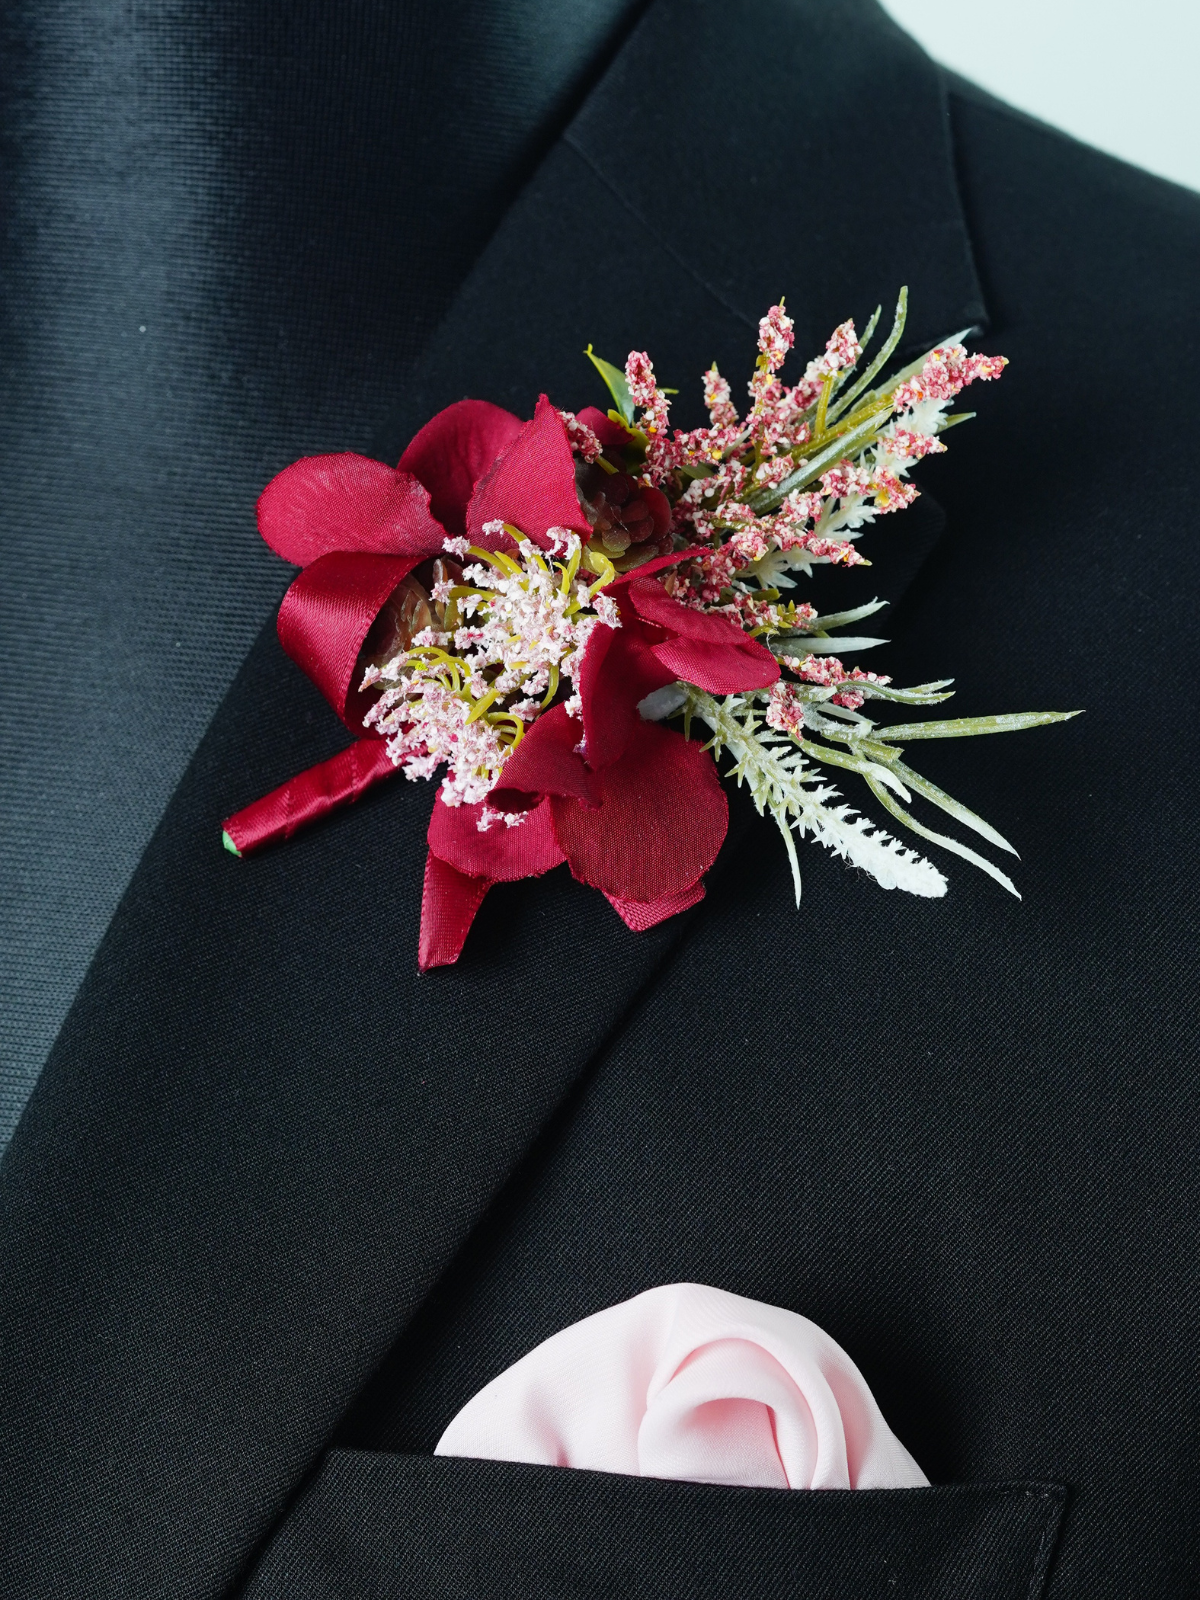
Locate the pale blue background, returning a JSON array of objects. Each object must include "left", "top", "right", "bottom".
[{"left": 881, "top": 0, "right": 1200, "bottom": 194}]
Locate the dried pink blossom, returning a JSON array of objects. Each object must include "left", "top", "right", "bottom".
[
  {"left": 757, "top": 303, "right": 795, "bottom": 371},
  {"left": 625, "top": 350, "right": 660, "bottom": 410},
  {"left": 786, "top": 653, "right": 891, "bottom": 700},
  {"left": 868, "top": 469, "right": 919, "bottom": 514},
  {"left": 765, "top": 681, "right": 807, "bottom": 738},
  {"left": 892, "top": 346, "right": 1007, "bottom": 412},
  {"left": 753, "top": 455, "right": 798, "bottom": 489},
  {"left": 886, "top": 426, "right": 947, "bottom": 461},
  {"left": 624, "top": 350, "right": 688, "bottom": 483},
  {"left": 558, "top": 410, "right": 603, "bottom": 463},
  {"left": 729, "top": 525, "right": 771, "bottom": 563},
  {"left": 815, "top": 318, "right": 862, "bottom": 376},
  {"left": 820, "top": 461, "right": 874, "bottom": 500},
  {"left": 806, "top": 538, "right": 866, "bottom": 566},
  {"left": 703, "top": 365, "right": 740, "bottom": 430}
]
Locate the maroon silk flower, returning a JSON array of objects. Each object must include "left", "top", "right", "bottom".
[
  {"left": 224, "top": 395, "right": 777, "bottom": 969},
  {"left": 422, "top": 571, "right": 779, "bottom": 967}
]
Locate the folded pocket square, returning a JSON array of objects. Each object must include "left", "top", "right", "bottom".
[{"left": 435, "top": 1282, "right": 927, "bottom": 1490}]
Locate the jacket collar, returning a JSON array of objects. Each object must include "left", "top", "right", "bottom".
[
  {"left": 381, "top": 0, "right": 985, "bottom": 455},
  {"left": 565, "top": 0, "right": 985, "bottom": 360},
  {"left": 379, "top": 0, "right": 980, "bottom": 615}
]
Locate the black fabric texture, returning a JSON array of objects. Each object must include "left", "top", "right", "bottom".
[
  {"left": 242, "top": 1453, "right": 1065, "bottom": 1600},
  {"left": 1, "top": 2, "right": 1198, "bottom": 1598},
  {"left": 0, "top": 0, "right": 647, "bottom": 1147}
]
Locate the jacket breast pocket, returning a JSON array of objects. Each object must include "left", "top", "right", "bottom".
[{"left": 242, "top": 1448, "right": 1065, "bottom": 1600}]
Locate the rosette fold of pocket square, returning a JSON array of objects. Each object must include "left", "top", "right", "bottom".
[{"left": 435, "top": 1283, "right": 927, "bottom": 1491}]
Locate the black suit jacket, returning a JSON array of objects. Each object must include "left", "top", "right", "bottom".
[{"left": 2, "top": 3, "right": 1198, "bottom": 1597}]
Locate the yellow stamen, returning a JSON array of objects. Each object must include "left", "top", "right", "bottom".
[
  {"left": 466, "top": 684, "right": 502, "bottom": 723},
  {"left": 583, "top": 548, "right": 617, "bottom": 596},
  {"left": 560, "top": 540, "right": 583, "bottom": 595},
  {"left": 468, "top": 545, "right": 522, "bottom": 577},
  {"left": 540, "top": 662, "right": 560, "bottom": 709}
]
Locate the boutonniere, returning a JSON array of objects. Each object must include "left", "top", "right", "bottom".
[{"left": 223, "top": 292, "right": 1079, "bottom": 968}]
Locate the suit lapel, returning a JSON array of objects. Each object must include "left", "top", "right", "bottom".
[
  {"left": 377, "top": 0, "right": 982, "bottom": 611},
  {"left": 0, "top": 4, "right": 986, "bottom": 1595},
  {"left": 380, "top": 0, "right": 984, "bottom": 439}
]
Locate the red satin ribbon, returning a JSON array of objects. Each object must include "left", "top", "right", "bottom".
[
  {"left": 278, "top": 551, "right": 423, "bottom": 730},
  {"left": 419, "top": 852, "right": 492, "bottom": 969},
  {"left": 223, "top": 740, "right": 397, "bottom": 856}
]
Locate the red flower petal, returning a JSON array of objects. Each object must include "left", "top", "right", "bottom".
[
  {"left": 627, "top": 577, "right": 780, "bottom": 692},
  {"left": 258, "top": 454, "right": 446, "bottom": 567},
  {"left": 466, "top": 394, "right": 591, "bottom": 549},
  {"left": 626, "top": 577, "right": 759, "bottom": 646},
  {"left": 606, "top": 548, "right": 696, "bottom": 587},
  {"left": 277, "top": 551, "right": 424, "bottom": 728},
  {"left": 604, "top": 879, "right": 706, "bottom": 931},
  {"left": 399, "top": 399, "right": 523, "bottom": 537},
  {"left": 427, "top": 793, "right": 565, "bottom": 881},
  {"left": 577, "top": 622, "right": 675, "bottom": 770},
  {"left": 650, "top": 635, "right": 779, "bottom": 693},
  {"left": 550, "top": 720, "right": 728, "bottom": 901},
  {"left": 488, "top": 704, "right": 600, "bottom": 810},
  {"left": 419, "top": 852, "right": 492, "bottom": 971},
  {"left": 577, "top": 406, "right": 634, "bottom": 456}
]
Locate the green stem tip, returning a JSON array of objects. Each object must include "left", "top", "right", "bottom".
[{"left": 222, "top": 830, "right": 242, "bottom": 858}]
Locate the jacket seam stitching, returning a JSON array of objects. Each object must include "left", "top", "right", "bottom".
[{"left": 561, "top": 133, "right": 757, "bottom": 333}]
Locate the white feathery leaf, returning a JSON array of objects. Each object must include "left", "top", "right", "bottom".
[
  {"left": 812, "top": 804, "right": 947, "bottom": 896},
  {"left": 684, "top": 689, "right": 946, "bottom": 900}
]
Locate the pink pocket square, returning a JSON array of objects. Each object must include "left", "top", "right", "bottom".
[{"left": 435, "top": 1283, "right": 926, "bottom": 1491}]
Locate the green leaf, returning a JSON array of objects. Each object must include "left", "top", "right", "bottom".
[
  {"left": 806, "top": 598, "right": 889, "bottom": 632},
  {"left": 865, "top": 750, "right": 1018, "bottom": 855},
  {"left": 858, "top": 303, "right": 883, "bottom": 357},
  {"left": 849, "top": 679, "right": 955, "bottom": 705},
  {"left": 871, "top": 710, "right": 1083, "bottom": 742},
  {"left": 585, "top": 345, "right": 635, "bottom": 424},
  {"left": 826, "top": 286, "right": 908, "bottom": 425},
  {"left": 772, "top": 634, "right": 889, "bottom": 656},
  {"left": 805, "top": 740, "right": 912, "bottom": 798},
  {"left": 861, "top": 773, "right": 1021, "bottom": 897}
]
